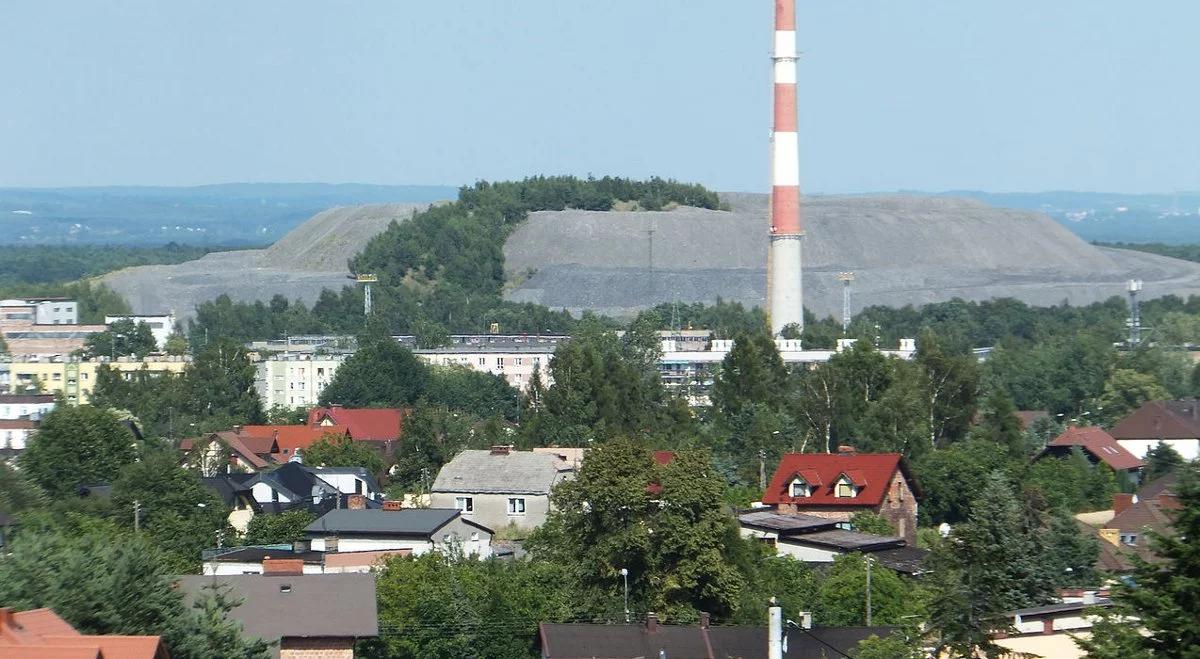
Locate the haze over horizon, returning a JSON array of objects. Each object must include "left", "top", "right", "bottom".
[{"left": 2, "top": 1, "right": 1196, "bottom": 194}]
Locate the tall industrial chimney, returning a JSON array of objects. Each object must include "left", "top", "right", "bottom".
[{"left": 767, "top": 0, "right": 804, "bottom": 336}]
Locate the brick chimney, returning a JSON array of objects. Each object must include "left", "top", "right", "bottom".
[
  {"left": 645, "top": 613, "right": 658, "bottom": 634},
  {"left": 382, "top": 500, "right": 403, "bottom": 511},
  {"left": 490, "top": 445, "right": 513, "bottom": 456},
  {"left": 836, "top": 445, "right": 857, "bottom": 455},
  {"left": 1112, "top": 493, "right": 1135, "bottom": 515},
  {"left": 348, "top": 494, "right": 367, "bottom": 510},
  {"left": 263, "top": 558, "right": 304, "bottom": 576}
]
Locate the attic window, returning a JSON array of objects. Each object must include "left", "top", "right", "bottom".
[
  {"left": 835, "top": 478, "right": 856, "bottom": 498},
  {"left": 790, "top": 479, "right": 811, "bottom": 498},
  {"left": 280, "top": 584, "right": 293, "bottom": 593}
]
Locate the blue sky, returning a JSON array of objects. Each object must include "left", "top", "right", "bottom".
[{"left": 1, "top": 1, "right": 1195, "bottom": 193}]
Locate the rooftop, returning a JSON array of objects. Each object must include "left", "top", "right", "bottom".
[
  {"left": 762, "top": 451, "right": 917, "bottom": 507},
  {"left": 432, "top": 449, "right": 573, "bottom": 495},
  {"left": 306, "top": 507, "right": 491, "bottom": 536},
  {"left": 1042, "top": 426, "right": 1144, "bottom": 471}
]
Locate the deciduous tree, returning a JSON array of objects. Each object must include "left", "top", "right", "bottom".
[{"left": 20, "top": 406, "right": 140, "bottom": 496}]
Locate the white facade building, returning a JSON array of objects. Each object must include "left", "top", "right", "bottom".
[{"left": 254, "top": 355, "right": 348, "bottom": 409}]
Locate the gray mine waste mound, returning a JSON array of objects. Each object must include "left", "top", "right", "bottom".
[
  {"left": 503, "top": 193, "right": 1200, "bottom": 319},
  {"left": 101, "top": 203, "right": 421, "bottom": 319}
]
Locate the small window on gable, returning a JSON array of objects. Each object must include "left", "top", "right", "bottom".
[
  {"left": 835, "top": 479, "right": 855, "bottom": 498},
  {"left": 790, "top": 480, "right": 810, "bottom": 498}
]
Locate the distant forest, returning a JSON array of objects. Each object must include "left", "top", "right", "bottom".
[
  {"left": 0, "top": 243, "right": 251, "bottom": 287},
  {"left": 1097, "top": 242, "right": 1200, "bottom": 263}
]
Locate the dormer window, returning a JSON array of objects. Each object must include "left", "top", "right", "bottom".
[
  {"left": 790, "top": 480, "right": 811, "bottom": 498},
  {"left": 834, "top": 470, "right": 866, "bottom": 498},
  {"left": 835, "top": 480, "right": 856, "bottom": 498}
]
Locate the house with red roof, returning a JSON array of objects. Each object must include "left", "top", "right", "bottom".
[
  {"left": 240, "top": 424, "right": 351, "bottom": 461},
  {"left": 1037, "top": 426, "right": 1144, "bottom": 476},
  {"left": 180, "top": 430, "right": 280, "bottom": 476},
  {"left": 762, "top": 448, "right": 921, "bottom": 543},
  {"left": 0, "top": 607, "right": 169, "bottom": 658},
  {"left": 307, "top": 405, "right": 408, "bottom": 442},
  {"left": 1110, "top": 400, "right": 1200, "bottom": 461}
]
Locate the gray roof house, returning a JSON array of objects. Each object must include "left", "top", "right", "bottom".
[
  {"left": 305, "top": 505, "right": 495, "bottom": 558},
  {"left": 430, "top": 446, "right": 575, "bottom": 533},
  {"left": 738, "top": 510, "right": 929, "bottom": 575},
  {"left": 176, "top": 571, "right": 377, "bottom": 659}
]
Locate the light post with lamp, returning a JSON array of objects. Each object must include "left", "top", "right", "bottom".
[{"left": 619, "top": 568, "right": 630, "bottom": 623}]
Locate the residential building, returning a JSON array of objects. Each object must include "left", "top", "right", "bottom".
[
  {"left": 737, "top": 511, "right": 928, "bottom": 575},
  {"left": 240, "top": 424, "right": 354, "bottom": 461},
  {"left": 762, "top": 448, "right": 921, "bottom": 543},
  {"left": 539, "top": 614, "right": 893, "bottom": 659},
  {"left": 201, "top": 474, "right": 260, "bottom": 533},
  {"left": 182, "top": 431, "right": 281, "bottom": 476},
  {"left": 105, "top": 313, "right": 177, "bottom": 351},
  {"left": 3, "top": 356, "right": 189, "bottom": 404},
  {"left": 0, "top": 606, "right": 169, "bottom": 658},
  {"left": 0, "top": 419, "right": 38, "bottom": 454},
  {"left": 0, "top": 298, "right": 78, "bottom": 325},
  {"left": 1077, "top": 473, "right": 1180, "bottom": 573},
  {"left": 1110, "top": 399, "right": 1200, "bottom": 460},
  {"left": 1037, "top": 426, "right": 1145, "bottom": 477},
  {"left": 0, "top": 393, "right": 56, "bottom": 420},
  {"left": 431, "top": 446, "right": 576, "bottom": 532},
  {"left": 994, "top": 597, "right": 1115, "bottom": 659},
  {"left": 1, "top": 324, "right": 107, "bottom": 357},
  {"left": 307, "top": 405, "right": 407, "bottom": 442},
  {"left": 177, "top": 571, "right": 378, "bottom": 659},
  {"left": 410, "top": 334, "right": 565, "bottom": 392},
  {"left": 241, "top": 462, "right": 382, "bottom": 514},
  {"left": 255, "top": 355, "right": 348, "bottom": 409},
  {"left": 306, "top": 505, "right": 494, "bottom": 558},
  {"left": 202, "top": 543, "right": 411, "bottom": 575}
]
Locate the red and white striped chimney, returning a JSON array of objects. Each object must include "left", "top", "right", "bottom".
[{"left": 767, "top": 0, "right": 804, "bottom": 336}]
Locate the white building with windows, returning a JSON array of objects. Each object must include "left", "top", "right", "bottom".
[
  {"left": 430, "top": 446, "right": 575, "bottom": 533},
  {"left": 254, "top": 355, "right": 348, "bottom": 410},
  {"left": 411, "top": 334, "right": 565, "bottom": 392}
]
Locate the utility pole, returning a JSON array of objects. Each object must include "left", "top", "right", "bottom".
[
  {"left": 865, "top": 556, "right": 873, "bottom": 626},
  {"left": 133, "top": 500, "right": 141, "bottom": 532},
  {"left": 620, "top": 568, "right": 630, "bottom": 623},
  {"left": 837, "top": 272, "right": 855, "bottom": 333},
  {"left": 759, "top": 449, "right": 768, "bottom": 490},
  {"left": 768, "top": 597, "right": 783, "bottom": 659}
]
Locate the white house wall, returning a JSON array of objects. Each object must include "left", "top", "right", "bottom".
[{"left": 1117, "top": 438, "right": 1199, "bottom": 461}]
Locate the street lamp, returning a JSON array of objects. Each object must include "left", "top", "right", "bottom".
[{"left": 619, "top": 568, "right": 630, "bottom": 623}]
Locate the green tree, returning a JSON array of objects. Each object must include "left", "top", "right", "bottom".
[
  {"left": 164, "top": 331, "right": 189, "bottom": 356},
  {"left": 971, "top": 388, "right": 1027, "bottom": 458},
  {"left": 0, "top": 526, "right": 269, "bottom": 659},
  {"left": 0, "top": 461, "right": 45, "bottom": 514},
  {"left": 1095, "top": 368, "right": 1169, "bottom": 426},
  {"left": 913, "top": 438, "right": 1013, "bottom": 524},
  {"left": 1143, "top": 440, "right": 1185, "bottom": 482},
  {"left": 815, "top": 554, "right": 917, "bottom": 626},
  {"left": 926, "top": 472, "right": 1054, "bottom": 657},
  {"left": 243, "top": 509, "right": 316, "bottom": 545},
  {"left": 1081, "top": 462, "right": 1200, "bottom": 657},
  {"left": 849, "top": 511, "right": 896, "bottom": 536},
  {"left": 389, "top": 405, "right": 479, "bottom": 491},
  {"left": 363, "top": 553, "right": 573, "bottom": 659},
  {"left": 529, "top": 441, "right": 748, "bottom": 621},
  {"left": 424, "top": 364, "right": 520, "bottom": 421},
  {"left": 19, "top": 406, "right": 140, "bottom": 495},
  {"left": 915, "top": 330, "right": 979, "bottom": 448},
  {"left": 711, "top": 332, "right": 787, "bottom": 420},
  {"left": 83, "top": 318, "right": 157, "bottom": 358},
  {"left": 855, "top": 629, "right": 927, "bottom": 659},
  {"left": 110, "top": 451, "right": 229, "bottom": 569},
  {"left": 304, "top": 432, "right": 386, "bottom": 475},
  {"left": 320, "top": 339, "right": 428, "bottom": 407}
]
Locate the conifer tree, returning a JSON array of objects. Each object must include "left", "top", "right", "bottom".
[{"left": 1143, "top": 440, "right": 1185, "bottom": 482}]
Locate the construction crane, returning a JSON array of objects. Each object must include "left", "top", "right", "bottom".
[
  {"left": 349, "top": 274, "right": 378, "bottom": 316},
  {"left": 836, "top": 272, "right": 855, "bottom": 333}
]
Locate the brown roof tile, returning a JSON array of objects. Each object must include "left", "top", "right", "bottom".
[
  {"left": 1110, "top": 400, "right": 1200, "bottom": 440},
  {"left": 1043, "top": 426, "right": 1144, "bottom": 470}
]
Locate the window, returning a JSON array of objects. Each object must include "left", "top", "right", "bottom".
[
  {"left": 478, "top": 357, "right": 486, "bottom": 366},
  {"left": 456, "top": 497, "right": 474, "bottom": 513},
  {"left": 497, "top": 357, "right": 505, "bottom": 368},
  {"left": 835, "top": 480, "right": 855, "bottom": 498},
  {"left": 470, "top": 532, "right": 480, "bottom": 541},
  {"left": 507, "top": 498, "right": 526, "bottom": 515},
  {"left": 790, "top": 480, "right": 809, "bottom": 497},
  {"left": 1121, "top": 533, "right": 1139, "bottom": 546},
  {"left": 354, "top": 479, "right": 363, "bottom": 494},
  {"left": 272, "top": 489, "right": 280, "bottom": 503},
  {"left": 515, "top": 357, "right": 523, "bottom": 366}
]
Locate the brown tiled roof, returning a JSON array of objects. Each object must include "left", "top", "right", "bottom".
[
  {"left": 0, "top": 419, "right": 38, "bottom": 430},
  {"left": 0, "top": 394, "right": 56, "bottom": 405},
  {"left": 1137, "top": 472, "right": 1179, "bottom": 500},
  {"left": 1109, "top": 497, "right": 1174, "bottom": 535},
  {"left": 1042, "top": 426, "right": 1144, "bottom": 471},
  {"left": 1110, "top": 400, "right": 1200, "bottom": 440},
  {"left": 0, "top": 608, "right": 168, "bottom": 659}
]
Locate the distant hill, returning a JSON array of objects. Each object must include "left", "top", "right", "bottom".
[
  {"left": 0, "top": 183, "right": 455, "bottom": 245},
  {"left": 937, "top": 190, "right": 1200, "bottom": 244},
  {"left": 503, "top": 193, "right": 1200, "bottom": 319}
]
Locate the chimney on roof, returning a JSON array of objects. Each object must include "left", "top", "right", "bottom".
[
  {"left": 232, "top": 425, "right": 242, "bottom": 434},
  {"left": 263, "top": 558, "right": 304, "bottom": 576},
  {"left": 699, "top": 612, "right": 710, "bottom": 629},
  {"left": 645, "top": 613, "right": 658, "bottom": 634},
  {"left": 798, "top": 611, "right": 813, "bottom": 630},
  {"left": 836, "top": 445, "right": 857, "bottom": 455},
  {"left": 348, "top": 494, "right": 367, "bottom": 510},
  {"left": 1112, "top": 493, "right": 1135, "bottom": 515},
  {"left": 490, "top": 445, "right": 513, "bottom": 455},
  {"left": 382, "top": 500, "right": 403, "bottom": 511}
]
